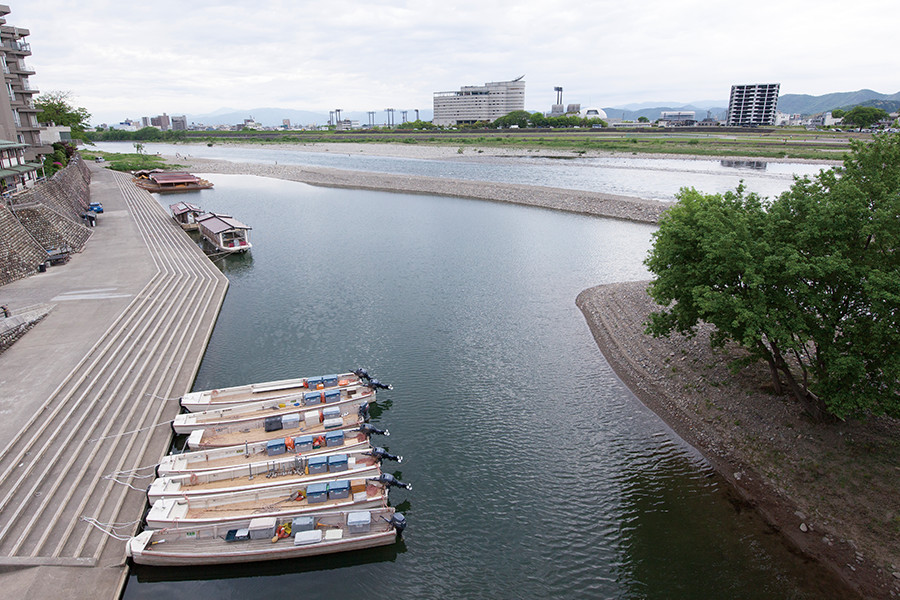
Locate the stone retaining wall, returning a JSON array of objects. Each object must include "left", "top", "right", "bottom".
[{"left": 0, "top": 158, "right": 92, "bottom": 287}]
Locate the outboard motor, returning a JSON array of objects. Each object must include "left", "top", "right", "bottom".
[
  {"left": 365, "top": 446, "right": 402, "bottom": 463},
  {"left": 367, "top": 378, "right": 393, "bottom": 391},
  {"left": 353, "top": 368, "right": 371, "bottom": 382},
  {"left": 369, "top": 472, "right": 411, "bottom": 491},
  {"left": 387, "top": 512, "right": 407, "bottom": 535},
  {"left": 358, "top": 403, "right": 371, "bottom": 420},
  {"left": 357, "top": 423, "right": 389, "bottom": 437}
]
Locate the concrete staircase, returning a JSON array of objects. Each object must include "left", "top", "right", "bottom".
[{"left": 0, "top": 171, "right": 228, "bottom": 569}]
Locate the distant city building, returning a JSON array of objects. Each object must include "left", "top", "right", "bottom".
[
  {"left": 151, "top": 113, "right": 171, "bottom": 131},
  {"left": 580, "top": 108, "right": 607, "bottom": 121},
  {"left": 0, "top": 4, "right": 49, "bottom": 166},
  {"left": 433, "top": 76, "right": 525, "bottom": 126},
  {"left": 726, "top": 83, "right": 780, "bottom": 127},
  {"left": 171, "top": 115, "right": 187, "bottom": 130},
  {"left": 659, "top": 110, "right": 697, "bottom": 127},
  {"left": 810, "top": 111, "right": 842, "bottom": 127},
  {"left": 282, "top": 118, "right": 291, "bottom": 129}
]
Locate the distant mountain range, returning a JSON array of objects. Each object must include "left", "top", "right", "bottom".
[
  {"left": 182, "top": 90, "right": 900, "bottom": 127},
  {"left": 776, "top": 89, "right": 900, "bottom": 115}
]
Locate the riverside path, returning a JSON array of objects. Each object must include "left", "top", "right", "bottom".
[{"left": 0, "top": 165, "right": 228, "bottom": 598}]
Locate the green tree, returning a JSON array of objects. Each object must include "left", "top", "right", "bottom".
[
  {"left": 831, "top": 109, "right": 846, "bottom": 118},
  {"left": 645, "top": 133, "right": 900, "bottom": 420},
  {"left": 34, "top": 91, "right": 91, "bottom": 139},
  {"left": 491, "top": 110, "right": 531, "bottom": 129},
  {"left": 841, "top": 106, "right": 888, "bottom": 128},
  {"left": 638, "top": 116, "right": 650, "bottom": 123}
]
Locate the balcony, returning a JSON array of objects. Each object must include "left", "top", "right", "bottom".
[{"left": 2, "top": 40, "right": 31, "bottom": 55}]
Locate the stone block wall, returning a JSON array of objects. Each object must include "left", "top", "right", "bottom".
[{"left": 0, "top": 157, "right": 93, "bottom": 287}]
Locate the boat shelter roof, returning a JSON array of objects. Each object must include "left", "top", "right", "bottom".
[
  {"left": 169, "top": 201, "right": 203, "bottom": 216},
  {"left": 150, "top": 172, "right": 201, "bottom": 185},
  {"left": 196, "top": 212, "right": 251, "bottom": 233}
]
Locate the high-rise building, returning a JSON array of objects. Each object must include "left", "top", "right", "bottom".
[
  {"left": 726, "top": 83, "right": 780, "bottom": 127},
  {"left": 171, "top": 115, "right": 187, "bottom": 130},
  {"left": 0, "top": 4, "right": 45, "bottom": 192},
  {"left": 433, "top": 77, "right": 525, "bottom": 126},
  {"left": 0, "top": 5, "right": 48, "bottom": 162}
]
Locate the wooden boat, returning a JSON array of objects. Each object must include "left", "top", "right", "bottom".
[
  {"left": 196, "top": 212, "right": 251, "bottom": 253},
  {"left": 180, "top": 370, "right": 389, "bottom": 412},
  {"left": 144, "top": 475, "right": 389, "bottom": 529},
  {"left": 173, "top": 383, "right": 374, "bottom": 435},
  {"left": 184, "top": 410, "right": 365, "bottom": 450},
  {"left": 156, "top": 425, "right": 390, "bottom": 476},
  {"left": 148, "top": 449, "right": 384, "bottom": 503},
  {"left": 127, "top": 507, "right": 406, "bottom": 566},
  {"left": 169, "top": 201, "right": 203, "bottom": 231},
  {"left": 134, "top": 171, "right": 214, "bottom": 193}
]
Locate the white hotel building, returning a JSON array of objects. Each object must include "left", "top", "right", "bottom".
[{"left": 433, "top": 77, "right": 525, "bottom": 126}]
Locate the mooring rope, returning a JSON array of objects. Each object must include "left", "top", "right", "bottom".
[
  {"left": 88, "top": 419, "right": 175, "bottom": 443},
  {"left": 80, "top": 516, "right": 142, "bottom": 541}
]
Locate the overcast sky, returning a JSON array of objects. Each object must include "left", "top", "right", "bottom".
[{"left": 10, "top": 0, "right": 899, "bottom": 125}]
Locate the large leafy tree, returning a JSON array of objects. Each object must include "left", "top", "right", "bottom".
[
  {"left": 35, "top": 91, "right": 91, "bottom": 139},
  {"left": 841, "top": 106, "right": 888, "bottom": 129},
  {"left": 645, "top": 133, "right": 900, "bottom": 420}
]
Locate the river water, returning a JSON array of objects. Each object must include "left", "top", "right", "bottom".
[{"left": 120, "top": 148, "right": 849, "bottom": 599}]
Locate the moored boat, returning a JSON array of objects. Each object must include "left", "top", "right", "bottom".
[
  {"left": 180, "top": 369, "right": 390, "bottom": 412},
  {"left": 157, "top": 423, "right": 389, "bottom": 476},
  {"left": 184, "top": 409, "right": 365, "bottom": 450},
  {"left": 127, "top": 507, "right": 406, "bottom": 566},
  {"left": 173, "top": 383, "right": 375, "bottom": 435},
  {"left": 196, "top": 212, "right": 251, "bottom": 253},
  {"left": 147, "top": 448, "right": 395, "bottom": 503},
  {"left": 134, "top": 171, "right": 214, "bottom": 193},
  {"left": 144, "top": 473, "right": 401, "bottom": 529},
  {"left": 169, "top": 201, "right": 203, "bottom": 230}
]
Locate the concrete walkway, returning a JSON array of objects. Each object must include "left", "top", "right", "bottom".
[{"left": 0, "top": 166, "right": 228, "bottom": 598}]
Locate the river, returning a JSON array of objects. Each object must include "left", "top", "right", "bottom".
[{"left": 121, "top": 149, "right": 847, "bottom": 599}]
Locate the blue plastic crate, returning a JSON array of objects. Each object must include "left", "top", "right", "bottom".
[
  {"left": 324, "top": 389, "right": 341, "bottom": 403},
  {"left": 327, "top": 454, "right": 348, "bottom": 472},
  {"left": 328, "top": 480, "right": 350, "bottom": 500},
  {"left": 308, "top": 455, "right": 328, "bottom": 474},
  {"left": 306, "top": 482, "right": 328, "bottom": 503},
  {"left": 325, "top": 430, "right": 345, "bottom": 447},
  {"left": 266, "top": 439, "right": 286, "bottom": 456},
  {"left": 294, "top": 435, "right": 314, "bottom": 452}
]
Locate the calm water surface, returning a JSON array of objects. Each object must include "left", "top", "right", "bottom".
[{"left": 123, "top": 170, "right": 848, "bottom": 599}]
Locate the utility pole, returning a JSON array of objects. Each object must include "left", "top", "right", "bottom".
[
  {"left": 400, "top": 110, "right": 408, "bottom": 123},
  {"left": 385, "top": 108, "right": 394, "bottom": 127},
  {"left": 414, "top": 109, "right": 419, "bottom": 121}
]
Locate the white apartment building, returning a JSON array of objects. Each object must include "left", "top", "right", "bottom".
[
  {"left": 726, "top": 83, "right": 780, "bottom": 127},
  {"left": 433, "top": 77, "right": 525, "bottom": 126}
]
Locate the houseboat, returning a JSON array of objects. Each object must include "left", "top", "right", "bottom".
[
  {"left": 169, "top": 201, "right": 203, "bottom": 230},
  {"left": 196, "top": 212, "right": 252, "bottom": 253},
  {"left": 134, "top": 171, "right": 214, "bottom": 193}
]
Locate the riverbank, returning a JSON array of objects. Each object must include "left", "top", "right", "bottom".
[
  {"left": 171, "top": 154, "right": 668, "bottom": 224},
  {"left": 577, "top": 282, "right": 899, "bottom": 600}
]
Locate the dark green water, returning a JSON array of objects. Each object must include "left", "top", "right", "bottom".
[{"left": 127, "top": 174, "right": 849, "bottom": 599}]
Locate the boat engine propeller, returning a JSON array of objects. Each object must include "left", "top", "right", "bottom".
[
  {"left": 365, "top": 446, "right": 402, "bottom": 463},
  {"left": 383, "top": 512, "right": 407, "bottom": 534},
  {"left": 358, "top": 403, "right": 371, "bottom": 420},
  {"left": 357, "top": 423, "right": 389, "bottom": 437},
  {"left": 367, "top": 378, "right": 393, "bottom": 390},
  {"left": 369, "top": 473, "right": 411, "bottom": 491}
]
